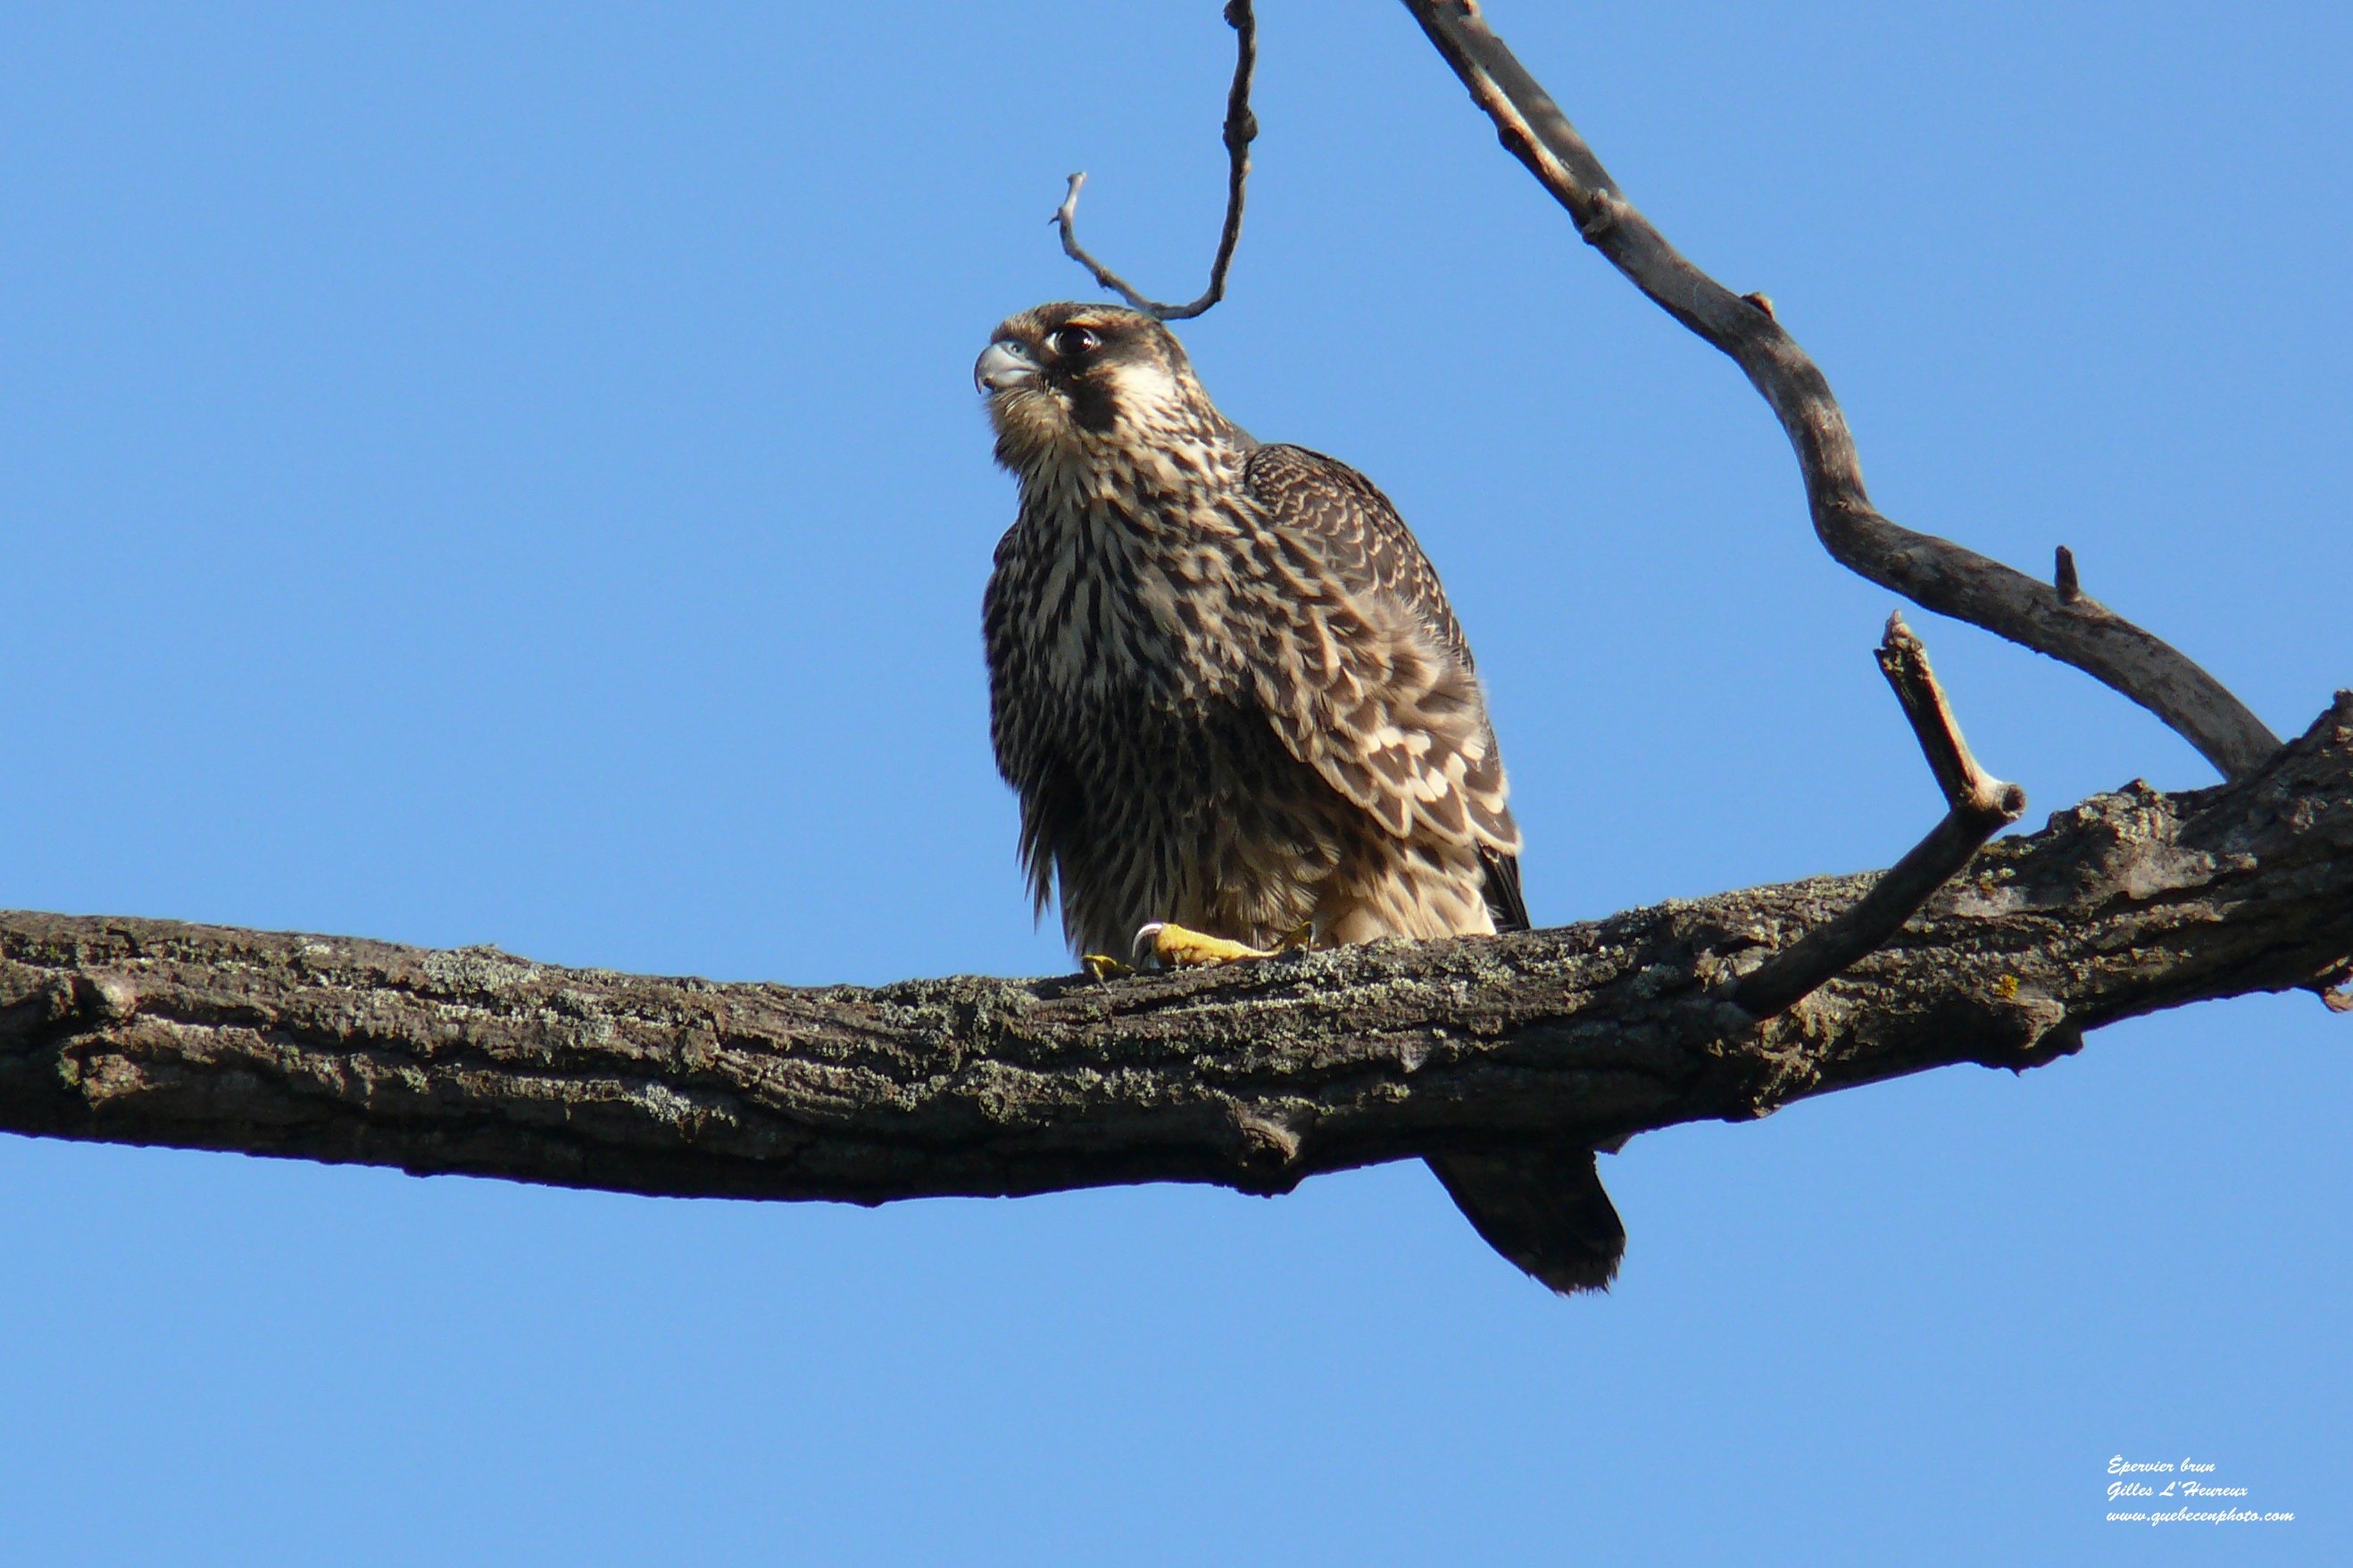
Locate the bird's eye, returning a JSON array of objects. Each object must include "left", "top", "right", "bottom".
[{"left": 1048, "top": 325, "right": 1100, "bottom": 360}]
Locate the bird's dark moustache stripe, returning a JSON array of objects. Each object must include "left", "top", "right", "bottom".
[{"left": 1069, "top": 375, "right": 1119, "bottom": 435}]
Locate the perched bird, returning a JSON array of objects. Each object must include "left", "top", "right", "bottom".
[{"left": 976, "top": 302, "right": 1624, "bottom": 1291}]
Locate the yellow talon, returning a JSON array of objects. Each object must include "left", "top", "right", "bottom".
[
  {"left": 1135, "top": 921, "right": 1276, "bottom": 969},
  {"left": 1081, "top": 953, "right": 1133, "bottom": 980}
]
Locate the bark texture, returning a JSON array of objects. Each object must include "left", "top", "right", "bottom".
[{"left": 4, "top": 697, "right": 2347, "bottom": 1207}]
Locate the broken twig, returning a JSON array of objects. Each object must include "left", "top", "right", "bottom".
[{"left": 1734, "top": 615, "right": 2026, "bottom": 1018}]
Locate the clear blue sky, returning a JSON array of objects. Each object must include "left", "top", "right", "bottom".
[{"left": 4, "top": 2, "right": 2348, "bottom": 1561}]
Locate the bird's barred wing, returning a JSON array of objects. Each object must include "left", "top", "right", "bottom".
[
  {"left": 1241, "top": 444, "right": 1523, "bottom": 884},
  {"left": 1246, "top": 444, "right": 1476, "bottom": 668}
]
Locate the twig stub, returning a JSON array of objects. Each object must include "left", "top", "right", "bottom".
[{"left": 1875, "top": 612, "right": 2027, "bottom": 819}]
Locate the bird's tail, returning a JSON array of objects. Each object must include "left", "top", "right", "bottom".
[{"left": 1427, "top": 1147, "right": 1625, "bottom": 1293}]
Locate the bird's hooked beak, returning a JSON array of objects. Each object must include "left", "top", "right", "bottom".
[{"left": 975, "top": 339, "right": 1037, "bottom": 395}]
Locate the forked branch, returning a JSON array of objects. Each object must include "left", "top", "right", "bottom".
[
  {"left": 1400, "top": 0, "right": 2282, "bottom": 780},
  {"left": 1734, "top": 615, "right": 2026, "bottom": 1017},
  {"left": 1055, "top": 0, "right": 1258, "bottom": 319}
]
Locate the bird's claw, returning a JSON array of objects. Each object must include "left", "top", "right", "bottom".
[{"left": 1132, "top": 921, "right": 1276, "bottom": 969}]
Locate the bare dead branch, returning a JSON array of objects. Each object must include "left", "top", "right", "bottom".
[
  {"left": 1875, "top": 614, "right": 2019, "bottom": 815},
  {"left": 4, "top": 697, "right": 2346, "bottom": 1214},
  {"left": 2055, "top": 546, "right": 2082, "bottom": 604},
  {"left": 1054, "top": 0, "right": 1258, "bottom": 320},
  {"left": 1399, "top": 0, "right": 2282, "bottom": 780},
  {"left": 1734, "top": 614, "right": 2026, "bottom": 1017}
]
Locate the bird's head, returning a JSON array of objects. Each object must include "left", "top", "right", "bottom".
[{"left": 976, "top": 303, "right": 1239, "bottom": 479}]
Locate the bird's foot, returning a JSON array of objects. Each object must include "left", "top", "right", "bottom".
[
  {"left": 1080, "top": 952, "right": 1133, "bottom": 981},
  {"left": 1133, "top": 921, "right": 1276, "bottom": 969}
]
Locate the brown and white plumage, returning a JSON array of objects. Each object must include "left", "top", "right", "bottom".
[
  {"left": 976, "top": 302, "right": 1621, "bottom": 1291},
  {"left": 979, "top": 303, "right": 1522, "bottom": 958}
]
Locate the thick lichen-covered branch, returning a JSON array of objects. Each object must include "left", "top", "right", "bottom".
[{"left": 4, "top": 698, "right": 2346, "bottom": 1207}]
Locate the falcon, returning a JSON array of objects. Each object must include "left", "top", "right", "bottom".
[{"left": 975, "top": 303, "right": 1624, "bottom": 1291}]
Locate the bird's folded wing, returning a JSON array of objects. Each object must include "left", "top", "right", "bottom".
[{"left": 1240, "top": 444, "right": 1519, "bottom": 857}]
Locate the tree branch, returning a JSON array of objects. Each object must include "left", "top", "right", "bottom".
[
  {"left": 1054, "top": 0, "right": 1258, "bottom": 320},
  {"left": 1734, "top": 614, "right": 2026, "bottom": 1017},
  {"left": 5, "top": 696, "right": 2345, "bottom": 1208},
  {"left": 1400, "top": 0, "right": 2282, "bottom": 780}
]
